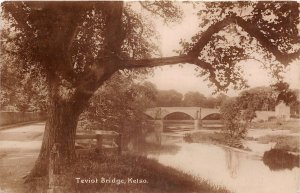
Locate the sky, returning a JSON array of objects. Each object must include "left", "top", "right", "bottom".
[{"left": 142, "top": 3, "right": 300, "bottom": 97}]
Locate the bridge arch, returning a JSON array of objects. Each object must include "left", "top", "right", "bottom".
[
  {"left": 163, "top": 112, "right": 194, "bottom": 120},
  {"left": 202, "top": 113, "right": 222, "bottom": 120}
]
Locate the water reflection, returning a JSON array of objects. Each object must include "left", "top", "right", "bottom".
[
  {"left": 224, "top": 149, "right": 240, "bottom": 178},
  {"left": 127, "top": 133, "right": 181, "bottom": 156},
  {"left": 139, "top": 132, "right": 300, "bottom": 193}
]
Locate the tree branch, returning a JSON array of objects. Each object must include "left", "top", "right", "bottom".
[
  {"left": 121, "top": 55, "right": 194, "bottom": 69},
  {"left": 189, "top": 14, "right": 300, "bottom": 65},
  {"left": 118, "top": 12, "right": 300, "bottom": 91},
  {"left": 122, "top": 14, "right": 299, "bottom": 72},
  {"left": 75, "top": 2, "right": 125, "bottom": 95},
  {"left": 121, "top": 55, "right": 229, "bottom": 89},
  {"left": 232, "top": 15, "right": 300, "bottom": 65}
]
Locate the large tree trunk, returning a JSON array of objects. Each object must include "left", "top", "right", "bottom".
[
  {"left": 25, "top": 1, "right": 124, "bottom": 181},
  {"left": 26, "top": 98, "right": 83, "bottom": 180}
]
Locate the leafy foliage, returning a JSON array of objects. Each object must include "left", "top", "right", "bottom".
[
  {"left": 153, "top": 90, "right": 229, "bottom": 108},
  {"left": 236, "top": 87, "right": 276, "bottom": 122},
  {"left": 182, "top": 91, "right": 206, "bottom": 107},
  {"left": 179, "top": 1, "right": 299, "bottom": 92},
  {"left": 0, "top": 35, "right": 47, "bottom": 112},
  {"left": 271, "top": 81, "right": 298, "bottom": 105},
  {"left": 238, "top": 87, "right": 277, "bottom": 110},
  {"left": 79, "top": 73, "right": 156, "bottom": 144},
  {"left": 220, "top": 83, "right": 299, "bottom": 143},
  {"left": 220, "top": 98, "right": 247, "bottom": 142},
  {"left": 1, "top": 1, "right": 299, "bottom": 105},
  {"left": 1, "top": 2, "right": 159, "bottom": 101},
  {"left": 155, "top": 90, "right": 183, "bottom": 107}
]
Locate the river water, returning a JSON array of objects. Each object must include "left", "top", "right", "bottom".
[{"left": 142, "top": 131, "right": 300, "bottom": 193}]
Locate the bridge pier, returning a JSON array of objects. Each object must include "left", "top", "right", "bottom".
[
  {"left": 154, "top": 119, "right": 164, "bottom": 132},
  {"left": 194, "top": 119, "right": 201, "bottom": 130},
  {"left": 194, "top": 109, "right": 201, "bottom": 130},
  {"left": 153, "top": 119, "right": 163, "bottom": 145}
]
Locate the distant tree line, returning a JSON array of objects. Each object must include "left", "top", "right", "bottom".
[
  {"left": 154, "top": 89, "right": 229, "bottom": 108},
  {"left": 147, "top": 82, "right": 299, "bottom": 116}
]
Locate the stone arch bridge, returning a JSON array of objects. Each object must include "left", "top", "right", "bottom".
[
  {"left": 145, "top": 107, "right": 221, "bottom": 131},
  {"left": 145, "top": 107, "right": 220, "bottom": 120}
]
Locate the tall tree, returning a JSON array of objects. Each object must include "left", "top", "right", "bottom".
[
  {"left": 238, "top": 86, "right": 277, "bottom": 111},
  {"left": 215, "top": 93, "right": 230, "bottom": 107},
  {"left": 220, "top": 98, "right": 247, "bottom": 147},
  {"left": 237, "top": 86, "right": 278, "bottom": 122},
  {"left": 290, "top": 89, "right": 300, "bottom": 116},
  {"left": 271, "top": 81, "right": 298, "bottom": 105},
  {"left": 182, "top": 91, "right": 207, "bottom": 107},
  {"left": 1, "top": 1, "right": 299, "bottom": 179},
  {"left": 205, "top": 96, "right": 218, "bottom": 108},
  {"left": 156, "top": 89, "right": 183, "bottom": 107}
]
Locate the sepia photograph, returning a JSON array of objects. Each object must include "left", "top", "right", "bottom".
[{"left": 0, "top": 1, "right": 299, "bottom": 193}]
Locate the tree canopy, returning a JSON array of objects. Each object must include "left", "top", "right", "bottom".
[{"left": 1, "top": 1, "right": 299, "bottom": 96}]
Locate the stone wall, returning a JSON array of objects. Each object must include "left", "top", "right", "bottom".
[
  {"left": 252, "top": 102, "right": 291, "bottom": 122},
  {"left": 0, "top": 111, "right": 46, "bottom": 126}
]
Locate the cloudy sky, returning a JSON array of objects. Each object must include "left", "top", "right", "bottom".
[{"left": 142, "top": 3, "right": 300, "bottom": 97}]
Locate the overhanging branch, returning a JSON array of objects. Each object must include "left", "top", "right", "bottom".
[
  {"left": 121, "top": 55, "right": 194, "bottom": 69},
  {"left": 232, "top": 16, "right": 300, "bottom": 65},
  {"left": 121, "top": 55, "right": 231, "bottom": 90},
  {"left": 189, "top": 15, "right": 300, "bottom": 65},
  {"left": 122, "top": 14, "right": 299, "bottom": 72}
]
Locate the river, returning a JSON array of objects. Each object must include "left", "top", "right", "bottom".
[{"left": 140, "top": 129, "right": 300, "bottom": 193}]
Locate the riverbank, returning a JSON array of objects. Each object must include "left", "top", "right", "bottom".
[
  {"left": 256, "top": 135, "right": 299, "bottom": 152},
  {"left": 249, "top": 119, "right": 300, "bottom": 153},
  {"left": 184, "top": 119, "right": 300, "bottom": 152},
  {"left": 26, "top": 154, "right": 230, "bottom": 193},
  {"left": 249, "top": 119, "right": 300, "bottom": 132}
]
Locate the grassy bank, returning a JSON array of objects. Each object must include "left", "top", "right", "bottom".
[
  {"left": 257, "top": 135, "right": 299, "bottom": 152},
  {"left": 26, "top": 154, "right": 230, "bottom": 193},
  {"left": 185, "top": 120, "right": 300, "bottom": 151},
  {"left": 250, "top": 119, "right": 300, "bottom": 132},
  {"left": 251, "top": 120, "right": 300, "bottom": 153}
]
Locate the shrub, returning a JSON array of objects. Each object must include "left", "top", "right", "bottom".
[
  {"left": 220, "top": 98, "right": 247, "bottom": 141},
  {"left": 263, "top": 149, "right": 299, "bottom": 170}
]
